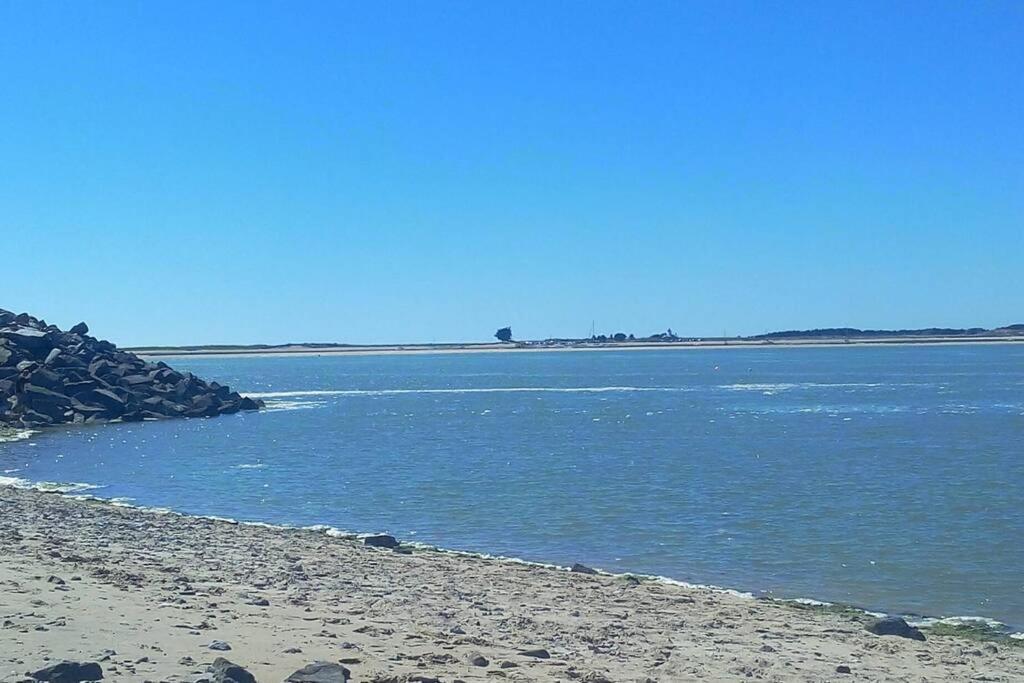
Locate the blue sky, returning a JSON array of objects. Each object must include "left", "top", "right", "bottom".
[{"left": 2, "top": 2, "right": 1021, "bottom": 345}]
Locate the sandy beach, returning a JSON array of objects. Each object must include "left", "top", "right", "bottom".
[
  {"left": 126, "top": 337, "right": 1024, "bottom": 360},
  {"left": 2, "top": 487, "right": 1021, "bottom": 682}
]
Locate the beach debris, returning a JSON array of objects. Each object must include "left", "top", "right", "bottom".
[
  {"left": 0, "top": 308, "right": 263, "bottom": 429},
  {"left": 519, "top": 648, "right": 551, "bottom": 659},
  {"left": 284, "top": 661, "right": 351, "bottom": 682},
  {"left": 209, "top": 657, "right": 256, "bottom": 683},
  {"left": 208, "top": 640, "right": 233, "bottom": 651},
  {"left": 570, "top": 563, "right": 598, "bottom": 575},
  {"left": 836, "top": 664, "right": 852, "bottom": 674},
  {"left": 866, "top": 616, "right": 926, "bottom": 641},
  {"left": 362, "top": 534, "right": 400, "bottom": 549},
  {"left": 28, "top": 661, "right": 103, "bottom": 682}
]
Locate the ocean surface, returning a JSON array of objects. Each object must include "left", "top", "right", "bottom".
[{"left": 3, "top": 345, "right": 1023, "bottom": 628}]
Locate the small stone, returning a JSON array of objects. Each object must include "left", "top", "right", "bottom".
[
  {"left": 467, "top": 652, "right": 489, "bottom": 667},
  {"left": 519, "top": 648, "right": 550, "bottom": 659},
  {"left": 836, "top": 665, "right": 852, "bottom": 674},
  {"left": 285, "top": 661, "right": 350, "bottom": 682},
  {"left": 209, "top": 657, "right": 255, "bottom": 683},
  {"left": 207, "top": 640, "right": 232, "bottom": 651}
]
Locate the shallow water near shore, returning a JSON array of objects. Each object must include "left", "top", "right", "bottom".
[{"left": 2, "top": 345, "right": 1023, "bottom": 627}]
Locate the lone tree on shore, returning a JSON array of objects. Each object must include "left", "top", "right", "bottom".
[{"left": 495, "top": 326, "right": 513, "bottom": 343}]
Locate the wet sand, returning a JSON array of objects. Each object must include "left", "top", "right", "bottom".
[{"left": 2, "top": 487, "right": 1021, "bottom": 682}]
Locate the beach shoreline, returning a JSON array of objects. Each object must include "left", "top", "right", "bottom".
[
  {"left": 2, "top": 484, "right": 1022, "bottom": 682},
  {"left": 128, "top": 336, "right": 1024, "bottom": 360}
]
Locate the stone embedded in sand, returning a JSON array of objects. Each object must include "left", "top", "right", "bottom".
[
  {"left": 208, "top": 639, "right": 232, "bottom": 651},
  {"left": 363, "top": 534, "right": 400, "bottom": 549},
  {"left": 519, "top": 648, "right": 551, "bottom": 659},
  {"left": 836, "top": 665, "right": 852, "bottom": 674},
  {"left": 570, "top": 562, "right": 598, "bottom": 575},
  {"left": 29, "top": 660, "right": 104, "bottom": 682},
  {"left": 285, "top": 661, "right": 351, "bottom": 682},
  {"left": 209, "top": 657, "right": 256, "bottom": 683},
  {"left": 866, "top": 616, "right": 926, "bottom": 641},
  {"left": 467, "top": 652, "right": 489, "bottom": 666}
]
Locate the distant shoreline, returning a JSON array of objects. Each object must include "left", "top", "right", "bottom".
[{"left": 130, "top": 335, "right": 1024, "bottom": 359}]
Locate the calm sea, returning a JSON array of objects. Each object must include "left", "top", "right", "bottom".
[{"left": 3, "top": 345, "right": 1023, "bottom": 627}]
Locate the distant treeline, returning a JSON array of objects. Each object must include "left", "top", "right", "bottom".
[{"left": 750, "top": 325, "right": 1023, "bottom": 340}]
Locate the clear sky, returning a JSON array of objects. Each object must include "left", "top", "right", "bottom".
[{"left": 2, "top": 2, "right": 1021, "bottom": 346}]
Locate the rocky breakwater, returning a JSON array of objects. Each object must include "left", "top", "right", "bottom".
[{"left": 0, "top": 309, "right": 263, "bottom": 428}]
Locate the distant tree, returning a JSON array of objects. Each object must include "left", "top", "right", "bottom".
[
  {"left": 613, "top": 332, "right": 627, "bottom": 342},
  {"left": 628, "top": 333, "right": 635, "bottom": 341},
  {"left": 495, "top": 326, "right": 513, "bottom": 343}
]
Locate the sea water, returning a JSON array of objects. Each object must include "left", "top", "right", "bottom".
[{"left": 2, "top": 344, "right": 1022, "bottom": 627}]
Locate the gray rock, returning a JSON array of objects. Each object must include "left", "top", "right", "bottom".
[
  {"left": 467, "top": 652, "right": 489, "bottom": 667},
  {"left": 209, "top": 657, "right": 255, "bottom": 683},
  {"left": 1, "top": 327, "right": 51, "bottom": 349},
  {"left": 363, "top": 534, "right": 400, "bottom": 549},
  {"left": 69, "top": 322, "right": 89, "bottom": 336},
  {"left": 208, "top": 640, "right": 232, "bottom": 651},
  {"left": 29, "top": 661, "right": 104, "bottom": 682},
  {"left": 570, "top": 563, "right": 598, "bottom": 575},
  {"left": 866, "top": 616, "right": 926, "bottom": 641},
  {"left": 285, "top": 661, "right": 351, "bottom": 682},
  {"left": 519, "top": 648, "right": 551, "bottom": 659}
]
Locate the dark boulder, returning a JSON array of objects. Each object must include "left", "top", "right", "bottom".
[
  {"left": 570, "top": 563, "right": 599, "bottom": 575},
  {"left": 1, "top": 326, "right": 51, "bottom": 349},
  {"left": 75, "top": 388, "right": 126, "bottom": 414},
  {"left": 865, "top": 616, "right": 926, "bottom": 641},
  {"left": 69, "top": 322, "right": 89, "bottom": 335},
  {"left": 285, "top": 661, "right": 351, "bottom": 682},
  {"left": 29, "top": 660, "right": 103, "bottom": 682},
  {"left": 363, "top": 534, "right": 400, "bottom": 549},
  {"left": 28, "top": 367, "right": 66, "bottom": 391}
]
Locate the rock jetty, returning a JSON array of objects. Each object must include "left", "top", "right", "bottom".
[{"left": 0, "top": 308, "right": 263, "bottom": 428}]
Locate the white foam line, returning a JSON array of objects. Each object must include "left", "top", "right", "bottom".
[
  {"left": 0, "top": 476, "right": 104, "bottom": 494},
  {"left": 3, "top": 476, "right": 1020, "bottom": 636},
  {"left": 247, "top": 386, "right": 694, "bottom": 399},
  {"left": 0, "top": 428, "right": 36, "bottom": 443}
]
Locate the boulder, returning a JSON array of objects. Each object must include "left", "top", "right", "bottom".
[
  {"left": 570, "top": 563, "right": 598, "bottom": 575},
  {"left": 29, "top": 660, "right": 103, "bottom": 682},
  {"left": 28, "top": 367, "right": 66, "bottom": 391},
  {"left": 865, "top": 616, "right": 926, "bottom": 641},
  {"left": 363, "top": 534, "right": 400, "bottom": 549},
  {"left": 285, "top": 661, "right": 351, "bottom": 682},
  {"left": 1, "top": 326, "right": 51, "bottom": 349},
  {"left": 0, "top": 346, "right": 12, "bottom": 366},
  {"left": 69, "top": 322, "right": 89, "bottom": 335}
]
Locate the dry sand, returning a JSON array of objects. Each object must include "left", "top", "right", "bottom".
[
  {"left": 2, "top": 488, "right": 1022, "bottom": 682},
  {"left": 128, "top": 337, "right": 1024, "bottom": 360}
]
